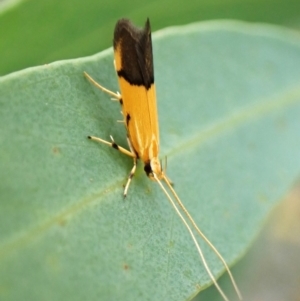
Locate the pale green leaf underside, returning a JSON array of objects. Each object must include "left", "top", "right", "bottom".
[{"left": 0, "top": 20, "right": 300, "bottom": 301}]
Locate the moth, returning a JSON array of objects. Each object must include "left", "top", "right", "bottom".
[{"left": 84, "top": 18, "right": 241, "bottom": 301}]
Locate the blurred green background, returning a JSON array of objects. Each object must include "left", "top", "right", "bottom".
[{"left": 1, "top": 0, "right": 300, "bottom": 76}]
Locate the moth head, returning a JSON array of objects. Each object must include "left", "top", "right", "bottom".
[{"left": 144, "top": 157, "right": 162, "bottom": 180}]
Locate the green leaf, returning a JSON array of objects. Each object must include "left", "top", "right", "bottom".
[{"left": 1, "top": 20, "right": 300, "bottom": 301}]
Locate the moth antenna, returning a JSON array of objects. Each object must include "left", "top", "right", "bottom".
[
  {"left": 153, "top": 174, "right": 231, "bottom": 301},
  {"left": 163, "top": 175, "right": 242, "bottom": 301}
]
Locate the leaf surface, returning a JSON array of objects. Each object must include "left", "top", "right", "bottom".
[{"left": 1, "top": 21, "right": 300, "bottom": 301}]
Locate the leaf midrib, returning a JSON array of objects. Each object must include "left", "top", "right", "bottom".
[{"left": 170, "top": 83, "right": 300, "bottom": 158}]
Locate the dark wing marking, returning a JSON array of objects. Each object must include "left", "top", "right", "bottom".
[{"left": 114, "top": 18, "right": 154, "bottom": 89}]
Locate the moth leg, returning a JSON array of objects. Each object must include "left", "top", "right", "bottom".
[
  {"left": 88, "top": 135, "right": 135, "bottom": 158},
  {"left": 122, "top": 136, "right": 138, "bottom": 198},
  {"left": 88, "top": 135, "right": 138, "bottom": 197},
  {"left": 84, "top": 71, "right": 121, "bottom": 100},
  {"left": 123, "top": 157, "right": 137, "bottom": 198}
]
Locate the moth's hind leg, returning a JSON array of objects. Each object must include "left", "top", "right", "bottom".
[
  {"left": 88, "top": 135, "right": 137, "bottom": 197},
  {"left": 84, "top": 71, "right": 121, "bottom": 101},
  {"left": 85, "top": 72, "right": 137, "bottom": 196}
]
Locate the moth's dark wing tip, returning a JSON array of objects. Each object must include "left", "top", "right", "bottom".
[
  {"left": 114, "top": 19, "right": 132, "bottom": 49},
  {"left": 115, "top": 18, "right": 131, "bottom": 30},
  {"left": 145, "top": 18, "right": 151, "bottom": 30},
  {"left": 114, "top": 18, "right": 151, "bottom": 39},
  {"left": 113, "top": 18, "right": 154, "bottom": 88}
]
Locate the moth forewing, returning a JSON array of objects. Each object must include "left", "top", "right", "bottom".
[{"left": 113, "top": 19, "right": 160, "bottom": 169}]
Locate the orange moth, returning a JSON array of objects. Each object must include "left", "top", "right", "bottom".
[{"left": 84, "top": 19, "right": 241, "bottom": 301}]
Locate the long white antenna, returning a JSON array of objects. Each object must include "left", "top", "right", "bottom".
[
  {"left": 163, "top": 175, "right": 242, "bottom": 300},
  {"left": 153, "top": 174, "right": 231, "bottom": 301}
]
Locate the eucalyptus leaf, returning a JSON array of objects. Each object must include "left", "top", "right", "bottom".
[{"left": 1, "top": 20, "right": 300, "bottom": 301}]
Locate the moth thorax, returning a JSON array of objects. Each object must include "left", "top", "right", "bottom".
[{"left": 144, "top": 157, "right": 162, "bottom": 180}]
